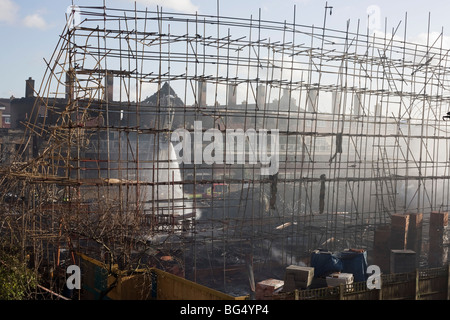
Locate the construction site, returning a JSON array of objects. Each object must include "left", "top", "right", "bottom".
[{"left": 0, "top": 3, "right": 449, "bottom": 300}]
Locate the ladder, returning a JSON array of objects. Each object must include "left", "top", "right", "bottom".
[{"left": 373, "top": 146, "right": 396, "bottom": 219}]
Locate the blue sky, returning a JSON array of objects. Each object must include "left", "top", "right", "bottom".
[{"left": 1, "top": 0, "right": 450, "bottom": 98}]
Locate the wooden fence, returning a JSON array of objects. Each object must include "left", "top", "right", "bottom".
[
  {"left": 271, "top": 264, "right": 450, "bottom": 300},
  {"left": 77, "top": 252, "right": 246, "bottom": 300}
]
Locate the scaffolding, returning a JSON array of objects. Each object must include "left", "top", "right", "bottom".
[{"left": 1, "top": 3, "right": 450, "bottom": 297}]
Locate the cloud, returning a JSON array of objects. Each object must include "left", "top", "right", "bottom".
[
  {"left": 134, "top": 0, "right": 198, "bottom": 13},
  {"left": 411, "top": 31, "right": 450, "bottom": 50},
  {"left": 0, "top": 0, "right": 19, "bottom": 23},
  {"left": 0, "top": 0, "right": 49, "bottom": 30},
  {"left": 23, "top": 13, "right": 48, "bottom": 30}
]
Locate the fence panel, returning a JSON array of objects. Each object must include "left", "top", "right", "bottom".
[
  {"left": 418, "top": 267, "right": 448, "bottom": 300},
  {"left": 152, "top": 268, "right": 242, "bottom": 300}
]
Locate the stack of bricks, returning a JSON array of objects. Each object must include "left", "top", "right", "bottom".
[
  {"left": 325, "top": 272, "right": 354, "bottom": 287},
  {"left": 282, "top": 265, "right": 314, "bottom": 292},
  {"left": 255, "top": 279, "right": 284, "bottom": 300},
  {"left": 407, "top": 213, "right": 423, "bottom": 267},
  {"left": 372, "top": 213, "right": 424, "bottom": 274},
  {"left": 390, "top": 249, "right": 416, "bottom": 273},
  {"left": 372, "top": 225, "right": 391, "bottom": 273},
  {"left": 428, "top": 211, "right": 448, "bottom": 268},
  {"left": 390, "top": 214, "right": 409, "bottom": 250}
]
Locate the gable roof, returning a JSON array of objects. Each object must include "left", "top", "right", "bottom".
[{"left": 142, "top": 82, "right": 184, "bottom": 107}]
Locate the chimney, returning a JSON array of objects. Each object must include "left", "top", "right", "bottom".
[
  {"left": 227, "top": 83, "right": 237, "bottom": 107},
  {"left": 65, "top": 70, "right": 74, "bottom": 101},
  {"left": 256, "top": 85, "right": 266, "bottom": 109},
  {"left": 306, "top": 88, "right": 318, "bottom": 112},
  {"left": 353, "top": 92, "right": 362, "bottom": 116},
  {"left": 374, "top": 102, "right": 382, "bottom": 117},
  {"left": 105, "top": 72, "right": 114, "bottom": 102},
  {"left": 198, "top": 80, "right": 207, "bottom": 107},
  {"left": 332, "top": 90, "right": 341, "bottom": 114},
  {"left": 25, "top": 77, "right": 35, "bottom": 98}
]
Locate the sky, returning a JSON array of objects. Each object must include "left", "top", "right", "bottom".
[{"left": 1, "top": 0, "right": 450, "bottom": 98}]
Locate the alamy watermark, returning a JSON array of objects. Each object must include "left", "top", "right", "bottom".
[
  {"left": 367, "top": 5, "right": 381, "bottom": 33},
  {"left": 171, "top": 121, "right": 279, "bottom": 175},
  {"left": 366, "top": 264, "right": 381, "bottom": 289},
  {"left": 66, "top": 5, "right": 81, "bottom": 30},
  {"left": 66, "top": 265, "right": 81, "bottom": 290}
]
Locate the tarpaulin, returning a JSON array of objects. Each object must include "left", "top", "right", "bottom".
[
  {"left": 340, "top": 249, "right": 368, "bottom": 282},
  {"left": 310, "top": 249, "right": 368, "bottom": 282},
  {"left": 310, "top": 249, "right": 343, "bottom": 277}
]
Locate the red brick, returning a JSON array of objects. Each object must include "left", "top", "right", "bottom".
[
  {"left": 390, "top": 214, "right": 409, "bottom": 250},
  {"left": 373, "top": 225, "right": 391, "bottom": 273},
  {"left": 407, "top": 213, "right": 423, "bottom": 267},
  {"left": 255, "top": 279, "right": 284, "bottom": 300},
  {"left": 428, "top": 211, "right": 448, "bottom": 267},
  {"left": 430, "top": 211, "right": 448, "bottom": 227},
  {"left": 391, "top": 213, "right": 410, "bottom": 228}
]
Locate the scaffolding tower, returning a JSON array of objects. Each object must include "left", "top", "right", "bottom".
[{"left": 1, "top": 3, "right": 450, "bottom": 296}]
